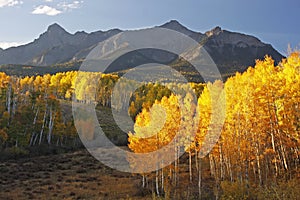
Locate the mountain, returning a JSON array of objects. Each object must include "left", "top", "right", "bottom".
[
  {"left": 0, "top": 23, "right": 121, "bottom": 66},
  {"left": 157, "top": 21, "right": 282, "bottom": 76},
  {"left": 159, "top": 20, "right": 205, "bottom": 42},
  {"left": 202, "top": 26, "right": 283, "bottom": 74},
  {"left": 0, "top": 20, "right": 283, "bottom": 78}
]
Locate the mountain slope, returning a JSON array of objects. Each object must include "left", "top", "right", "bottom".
[{"left": 203, "top": 26, "right": 283, "bottom": 74}]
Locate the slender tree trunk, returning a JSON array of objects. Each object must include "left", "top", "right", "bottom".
[
  {"left": 6, "top": 84, "right": 12, "bottom": 126},
  {"left": 270, "top": 131, "right": 278, "bottom": 177},
  {"left": 161, "top": 162, "right": 164, "bottom": 192},
  {"left": 279, "top": 136, "right": 288, "bottom": 171},
  {"left": 29, "top": 132, "right": 35, "bottom": 146},
  {"left": 294, "top": 148, "right": 299, "bottom": 171},
  {"left": 33, "top": 107, "right": 39, "bottom": 125},
  {"left": 245, "top": 159, "right": 249, "bottom": 196},
  {"left": 209, "top": 153, "right": 215, "bottom": 178},
  {"left": 142, "top": 174, "right": 145, "bottom": 188},
  {"left": 6, "top": 84, "right": 11, "bottom": 115},
  {"left": 177, "top": 147, "right": 180, "bottom": 185},
  {"left": 198, "top": 155, "right": 202, "bottom": 198},
  {"left": 47, "top": 107, "right": 55, "bottom": 145},
  {"left": 33, "top": 133, "right": 39, "bottom": 146},
  {"left": 273, "top": 104, "right": 289, "bottom": 172},
  {"left": 156, "top": 169, "right": 160, "bottom": 196},
  {"left": 195, "top": 149, "right": 198, "bottom": 172},
  {"left": 39, "top": 107, "right": 47, "bottom": 145},
  {"left": 255, "top": 142, "right": 262, "bottom": 186},
  {"left": 12, "top": 94, "right": 17, "bottom": 117},
  {"left": 219, "top": 143, "right": 224, "bottom": 180},
  {"left": 228, "top": 157, "right": 233, "bottom": 182},
  {"left": 174, "top": 139, "right": 177, "bottom": 186},
  {"left": 30, "top": 108, "right": 39, "bottom": 146},
  {"left": 189, "top": 149, "right": 192, "bottom": 183}
]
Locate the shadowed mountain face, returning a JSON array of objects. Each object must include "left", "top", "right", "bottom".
[
  {"left": 202, "top": 26, "right": 283, "bottom": 74},
  {"left": 0, "top": 20, "right": 283, "bottom": 75}
]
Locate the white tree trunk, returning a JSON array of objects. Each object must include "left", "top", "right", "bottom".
[
  {"left": 47, "top": 107, "right": 55, "bottom": 145},
  {"left": 39, "top": 107, "right": 47, "bottom": 145},
  {"left": 189, "top": 149, "right": 192, "bottom": 183},
  {"left": 198, "top": 154, "right": 202, "bottom": 198}
]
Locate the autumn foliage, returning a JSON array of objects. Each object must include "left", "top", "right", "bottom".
[
  {"left": 128, "top": 53, "right": 300, "bottom": 198},
  {"left": 0, "top": 52, "right": 299, "bottom": 198}
]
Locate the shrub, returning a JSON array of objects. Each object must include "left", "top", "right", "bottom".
[
  {"left": 220, "top": 181, "right": 251, "bottom": 200},
  {"left": 256, "top": 178, "right": 300, "bottom": 200}
]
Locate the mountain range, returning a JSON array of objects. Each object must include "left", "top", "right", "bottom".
[{"left": 0, "top": 20, "right": 283, "bottom": 79}]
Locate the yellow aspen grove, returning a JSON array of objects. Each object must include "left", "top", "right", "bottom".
[
  {"left": 128, "top": 94, "right": 181, "bottom": 153},
  {"left": 195, "top": 80, "right": 225, "bottom": 198},
  {"left": 219, "top": 54, "right": 300, "bottom": 191},
  {"left": 128, "top": 94, "right": 181, "bottom": 195},
  {"left": 181, "top": 90, "right": 198, "bottom": 183},
  {"left": 0, "top": 52, "right": 300, "bottom": 199}
]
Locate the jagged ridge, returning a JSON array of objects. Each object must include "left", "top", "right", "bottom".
[{"left": 0, "top": 20, "right": 283, "bottom": 77}]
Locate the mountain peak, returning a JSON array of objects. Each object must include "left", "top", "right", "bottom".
[
  {"left": 206, "top": 26, "right": 222, "bottom": 37},
  {"left": 160, "top": 20, "right": 188, "bottom": 30},
  {"left": 159, "top": 20, "right": 204, "bottom": 41},
  {"left": 166, "top": 19, "right": 183, "bottom": 26},
  {"left": 47, "top": 23, "right": 67, "bottom": 33}
]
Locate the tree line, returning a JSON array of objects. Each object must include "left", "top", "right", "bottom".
[{"left": 0, "top": 70, "right": 204, "bottom": 151}]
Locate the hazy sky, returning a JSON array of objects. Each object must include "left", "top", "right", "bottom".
[{"left": 0, "top": 0, "right": 299, "bottom": 55}]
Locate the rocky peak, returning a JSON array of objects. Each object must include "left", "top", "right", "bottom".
[
  {"left": 159, "top": 20, "right": 204, "bottom": 41},
  {"left": 42, "top": 23, "right": 71, "bottom": 40},
  {"left": 47, "top": 23, "right": 67, "bottom": 33},
  {"left": 35, "top": 23, "right": 72, "bottom": 47},
  {"left": 205, "top": 26, "right": 222, "bottom": 37},
  {"left": 75, "top": 30, "right": 88, "bottom": 35},
  {"left": 160, "top": 20, "right": 188, "bottom": 30}
]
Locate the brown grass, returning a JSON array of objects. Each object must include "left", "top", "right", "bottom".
[{"left": 0, "top": 150, "right": 145, "bottom": 200}]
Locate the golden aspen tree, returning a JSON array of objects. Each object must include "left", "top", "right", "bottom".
[{"left": 128, "top": 94, "right": 181, "bottom": 195}]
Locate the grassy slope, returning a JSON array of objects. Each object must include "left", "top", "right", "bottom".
[
  {"left": 0, "top": 150, "right": 143, "bottom": 200},
  {"left": 0, "top": 148, "right": 216, "bottom": 200}
]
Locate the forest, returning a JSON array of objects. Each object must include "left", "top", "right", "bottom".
[{"left": 0, "top": 52, "right": 299, "bottom": 199}]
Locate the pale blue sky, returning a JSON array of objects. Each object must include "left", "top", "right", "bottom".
[{"left": 0, "top": 0, "right": 299, "bottom": 55}]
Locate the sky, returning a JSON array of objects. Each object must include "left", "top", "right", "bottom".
[{"left": 0, "top": 0, "right": 299, "bottom": 55}]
